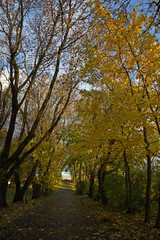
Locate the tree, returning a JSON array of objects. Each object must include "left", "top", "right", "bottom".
[
  {"left": 0, "top": 84, "right": 11, "bottom": 131},
  {"left": 81, "top": 0, "right": 160, "bottom": 222},
  {"left": 0, "top": 0, "right": 90, "bottom": 208}
]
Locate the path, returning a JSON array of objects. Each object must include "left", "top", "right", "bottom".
[{"left": 0, "top": 181, "right": 109, "bottom": 240}]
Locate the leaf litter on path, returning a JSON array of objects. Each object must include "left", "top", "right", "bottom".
[{"left": 0, "top": 181, "right": 109, "bottom": 240}]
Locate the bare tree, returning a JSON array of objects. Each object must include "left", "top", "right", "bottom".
[{"left": 0, "top": 0, "right": 90, "bottom": 208}]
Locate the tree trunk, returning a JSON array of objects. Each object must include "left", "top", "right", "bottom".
[
  {"left": 32, "top": 182, "right": 41, "bottom": 199},
  {"left": 143, "top": 126, "right": 152, "bottom": 223},
  {"left": 88, "top": 169, "right": 95, "bottom": 198},
  {"left": 79, "top": 162, "right": 82, "bottom": 182},
  {"left": 0, "top": 167, "right": 8, "bottom": 208},
  {"left": 155, "top": 185, "right": 160, "bottom": 228},
  {"left": 13, "top": 169, "right": 23, "bottom": 202},
  {"left": 73, "top": 163, "right": 77, "bottom": 184},
  {"left": 98, "top": 165, "right": 108, "bottom": 205},
  {"left": 0, "top": 178, "right": 8, "bottom": 208},
  {"left": 145, "top": 153, "right": 152, "bottom": 223},
  {"left": 82, "top": 169, "right": 86, "bottom": 181},
  {"left": 123, "top": 150, "right": 132, "bottom": 213},
  {"left": 13, "top": 164, "right": 37, "bottom": 202}
]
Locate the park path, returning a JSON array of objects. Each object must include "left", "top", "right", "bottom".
[{"left": 0, "top": 181, "right": 109, "bottom": 240}]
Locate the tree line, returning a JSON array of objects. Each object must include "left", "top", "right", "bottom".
[
  {"left": 61, "top": 0, "right": 160, "bottom": 228},
  {"left": 0, "top": 0, "right": 160, "bottom": 229},
  {"left": 0, "top": 0, "right": 90, "bottom": 208}
]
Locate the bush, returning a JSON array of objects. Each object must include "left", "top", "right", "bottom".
[
  {"left": 104, "top": 171, "right": 146, "bottom": 212},
  {"left": 104, "top": 173, "right": 126, "bottom": 209},
  {"left": 131, "top": 170, "right": 146, "bottom": 212}
]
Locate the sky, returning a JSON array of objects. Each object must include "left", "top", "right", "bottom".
[{"left": 61, "top": 170, "right": 71, "bottom": 179}]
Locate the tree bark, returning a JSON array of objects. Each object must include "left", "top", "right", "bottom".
[
  {"left": 13, "top": 164, "right": 37, "bottom": 202},
  {"left": 13, "top": 169, "right": 23, "bottom": 202},
  {"left": 88, "top": 169, "right": 95, "bottom": 198},
  {"left": 143, "top": 126, "right": 152, "bottom": 223},
  {"left": 79, "top": 162, "right": 82, "bottom": 182},
  {"left": 145, "top": 153, "right": 152, "bottom": 223},
  {"left": 73, "top": 163, "right": 77, "bottom": 184},
  {"left": 155, "top": 185, "right": 160, "bottom": 228},
  {"left": 0, "top": 176, "right": 8, "bottom": 208},
  {"left": 98, "top": 165, "right": 108, "bottom": 205},
  {"left": 123, "top": 150, "right": 132, "bottom": 213},
  {"left": 32, "top": 183, "right": 41, "bottom": 199},
  {"left": 32, "top": 173, "right": 41, "bottom": 200}
]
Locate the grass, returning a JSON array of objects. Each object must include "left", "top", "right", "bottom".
[
  {"left": 54, "top": 180, "right": 76, "bottom": 191},
  {"left": 6, "top": 187, "right": 33, "bottom": 204},
  {"left": 6, "top": 179, "right": 71, "bottom": 205},
  {"left": 6, "top": 187, "right": 16, "bottom": 203}
]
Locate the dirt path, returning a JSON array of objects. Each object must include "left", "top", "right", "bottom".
[{"left": 0, "top": 181, "right": 109, "bottom": 240}]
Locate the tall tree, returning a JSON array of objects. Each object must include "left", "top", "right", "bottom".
[
  {"left": 0, "top": 0, "right": 90, "bottom": 208},
  {"left": 82, "top": 0, "right": 160, "bottom": 222}
]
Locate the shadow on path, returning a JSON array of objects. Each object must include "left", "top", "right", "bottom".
[{"left": 0, "top": 181, "right": 109, "bottom": 240}]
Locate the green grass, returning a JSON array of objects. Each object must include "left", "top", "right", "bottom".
[
  {"left": 23, "top": 188, "right": 33, "bottom": 202},
  {"left": 6, "top": 180, "right": 73, "bottom": 205},
  {"left": 6, "top": 187, "right": 33, "bottom": 204},
  {"left": 6, "top": 187, "right": 15, "bottom": 203},
  {"left": 54, "top": 180, "right": 75, "bottom": 191}
]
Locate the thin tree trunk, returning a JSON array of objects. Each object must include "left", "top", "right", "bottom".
[
  {"left": 143, "top": 126, "right": 152, "bottom": 223},
  {"left": 98, "top": 167, "right": 103, "bottom": 198},
  {"left": 88, "top": 169, "right": 95, "bottom": 198},
  {"left": 32, "top": 172, "right": 41, "bottom": 199},
  {"left": 32, "top": 182, "right": 41, "bottom": 199},
  {"left": 123, "top": 150, "right": 132, "bottom": 213},
  {"left": 101, "top": 170, "right": 107, "bottom": 205},
  {"left": 79, "top": 162, "right": 82, "bottom": 182},
  {"left": 21, "top": 164, "right": 37, "bottom": 199},
  {"left": 73, "top": 163, "right": 77, "bottom": 184},
  {"left": 145, "top": 153, "right": 152, "bottom": 223},
  {"left": 155, "top": 185, "right": 160, "bottom": 228}
]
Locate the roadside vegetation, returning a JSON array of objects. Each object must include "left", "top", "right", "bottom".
[{"left": 0, "top": 0, "right": 160, "bottom": 239}]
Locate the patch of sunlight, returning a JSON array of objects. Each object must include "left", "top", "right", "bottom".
[{"left": 54, "top": 180, "right": 75, "bottom": 191}]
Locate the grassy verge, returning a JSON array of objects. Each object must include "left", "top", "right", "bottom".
[
  {"left": 80, "top": 195, "right": 160, "bottom": 240},
  {"left": 6, "top": 187, "right": 16, "bottom": 203},
  {"left": 6, "top": 187, "right": 33, "bottom": 204},
  {"left": 6, "top": 179, "right": 74, "bottom": 203},
  {"left": 54, "top": 180, "right": 76, "bottom": 191}
]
